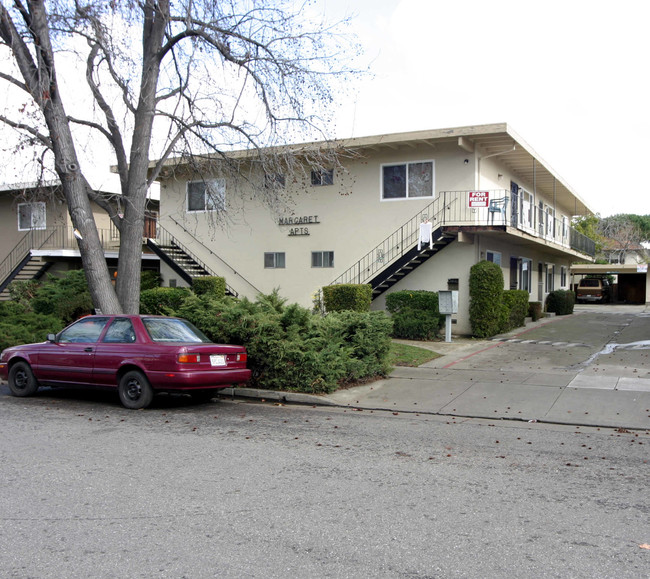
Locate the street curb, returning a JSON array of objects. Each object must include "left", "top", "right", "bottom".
[{"left": 218, "top": 387, "right": 650, "bottom": 432}]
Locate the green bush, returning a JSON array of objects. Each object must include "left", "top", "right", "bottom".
[
  {"left": 546, "top": 290, "right": 575, "bottom": 315},
  {"left": 22, "top": 270, "right": 93, "bottom": 323},
  {"left": 385, "top": 290, "right": 444, "bottom": 340},
  {"left": 501, "top": 290, "right": 530, "bottom": 332},
  {"left": 0, "top": 307, "right": 64, "bottom": 350},
  {"left": 176, "top": 292, "right": 393, "bottom": 393},
  {"left": 322, "top": 284, "right": 372, "bottom": 312},
  {"left": 139, "top": 287, "right": 191, "bottom": 315},
  {"left": 528, "top": 301, "right": 543, "bottom": 321},
  {"left": 140, "top": 270, "right": 162, "bottom": 291},
  {"left": 192, "top": 276, "right": 226, "bottom": 297},
  {"left": 469, "top": 260, "right": 506, "bottom": 338}
]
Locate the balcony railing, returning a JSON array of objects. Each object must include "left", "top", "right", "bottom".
[
  {"left": 0, "top": 226, "right": 119, "bottom": 286},
  {"left": 438, "top": 190, "right": 595, "bottom": 257},
  {"left": 331, "top": 190, "right": 595, "bottom": 289}
]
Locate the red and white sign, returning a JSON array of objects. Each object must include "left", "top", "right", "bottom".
[{"left": 468, "top": 191, "right": 490, "bottom": 208}]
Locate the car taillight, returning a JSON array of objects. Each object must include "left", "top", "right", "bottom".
[
  {"left": 178, "top": 353, "right": 201, "bottom": 363},
  {"left": 236, "top": 353, "right": 247, "bottom": 363}
]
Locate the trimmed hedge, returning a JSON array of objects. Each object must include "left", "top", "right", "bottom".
[
  {"left": 322, "top": 284, "right": 372, "bottom": 312},
  {"left": 501, "top": 290, "right": 530, "bottom": 332},
  {"left": 385, "top": 290, "right": 444, "bottom": 340},
  {"left": 140, "top": 287, "right": 191, "bottom": 315},
  {"left": 546, "top": 290, "right": 575, "bottom": 315},
  {"left": 469, "top": 260, "right": 507, "bottom": 338},
  {"left": 192, "top": 276, "right": 226, "bottom": 297},
  {"left": 528, "top": 301, "right": 543, "bottom": 321}
]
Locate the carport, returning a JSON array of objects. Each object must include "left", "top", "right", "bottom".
[{"left": 570, "top": 263, "right": 649, "bottom": 304}]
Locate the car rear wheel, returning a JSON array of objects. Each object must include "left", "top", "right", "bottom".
[
  {"left": 118, "top": 370, "right": 154, "bottom": 410},
  {"left": 8, "top": 361, "right": 40, "bottom": 397}
]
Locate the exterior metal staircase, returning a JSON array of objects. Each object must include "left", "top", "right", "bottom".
[
  {"left": 368, "top": 228, "right": 455, "bottom": 297},
  {"left": 330, "top": 195, "right": 459, "bottom": 299},
  {"left": 0, "top": 253, "right": 53, "bottom": 300},
  {"left": 146, "top": 222, "right": 247, "bottom": 297}
]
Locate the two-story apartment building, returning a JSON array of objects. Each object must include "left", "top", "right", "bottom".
[
  {"left": 151, "top": 123, "right": 597, "bottom": 335},
  {"left": 0, "top": 181, "right": 159, "bottom": 299}
]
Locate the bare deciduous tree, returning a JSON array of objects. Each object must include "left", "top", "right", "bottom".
[{"left": 0, "top": 0, "right": 358, "bottom": 313}]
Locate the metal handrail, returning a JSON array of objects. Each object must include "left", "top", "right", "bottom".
[
  {"left": 151, "top": 220, "right": 261, "bottom": 295},
  {"left": 331, "top": 193, "right": 460, "bottom": 286},
  {"left": 330, "top": 190, "right": 595, "bottom": 288},
  {"left": 0, "top": 226, "right": 118, "bottom": 287}
]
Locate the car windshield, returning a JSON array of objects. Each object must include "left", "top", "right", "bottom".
[{"left": 142, "top": 318, "right": 212, "bottom": 343}]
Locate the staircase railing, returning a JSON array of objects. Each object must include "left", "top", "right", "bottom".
[
  {"left": 151, "top": 220, "right": 262, "bottom": 295},
  {"left": 331, "top": 193, "right": 458, "bottom": 287},
  {"left": 0, "top": 226, "right": 117, "bottom": 288}
]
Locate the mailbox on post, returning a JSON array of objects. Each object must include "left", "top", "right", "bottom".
[
  {"left": 438, "top": 290, "right": 458, "bottom": 342},
  {"left": 439, "top": 290, "right": 458, "bottom": 315}
]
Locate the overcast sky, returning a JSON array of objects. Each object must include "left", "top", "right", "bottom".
[{"left": 321, "top": 0, "right": 649, "bottom": 217}]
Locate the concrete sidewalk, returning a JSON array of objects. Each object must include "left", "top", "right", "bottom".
[{"left": 224, "top": 307, "right": 650, "bottom": 431}]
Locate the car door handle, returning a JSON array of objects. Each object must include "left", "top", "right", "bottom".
[{"left": 84, "top": 347, "right": 93, "bottom": 352}]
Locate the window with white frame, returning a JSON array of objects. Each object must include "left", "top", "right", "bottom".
[
  {"left": 486, "top": 250, "right": 502, "bottom": 266},
  {"left": 546, "top": 206, "right": 555, "bottom": 237},
  {"left": 520, "top": 258, "right": 533, "bottom": 293},
  {"left": 560, "top": 266, "right": 567, "bottom": 288},
  {"left": 382, "top": 160, "right": 434, "bottom": 200},
  {"left": 187, "top": 179, "right": 226, "bottom": 212},
  {"left": 310, "top": 169, "right": 334, "bottom": 186},
  {"left": 520, "top": 189, "right": 534, "bottom": 229},
  {"left": 546, "top": 264, "right": 555, "bottom": 292},
  {"left": 561, "top": 216, "right": 569, "bottom": 240},
  {"left": 18, "top": 202, "right": 46, "bottom": 231},
  {"left": 264, "top": 252, "right": 286, "bottom": 269},
  {"left": 311, "top": 251, "right": 334, "bottom": 268}
]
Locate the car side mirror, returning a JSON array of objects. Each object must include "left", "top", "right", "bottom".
[{"left": 47, "top": 334, "right": 57, "bottom": 342}]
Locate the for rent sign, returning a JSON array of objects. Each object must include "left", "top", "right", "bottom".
[{"left": 468, "top": 191, "right": 489, "bottom": 207}]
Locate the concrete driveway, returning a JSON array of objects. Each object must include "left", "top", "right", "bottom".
[{"left": 326, "top": 304, "right": 650, "bottom": 430}]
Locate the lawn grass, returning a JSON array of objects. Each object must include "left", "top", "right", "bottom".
[{"left": 389, "top": 342, "right": 441, "bottom": 367}]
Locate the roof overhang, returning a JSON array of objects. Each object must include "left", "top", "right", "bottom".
[
  {"left": 570, "top": 263, "right": 648, "bottom": 275},
  {"left": 152, "top": 122, "right": 594, "bottom": 217}
]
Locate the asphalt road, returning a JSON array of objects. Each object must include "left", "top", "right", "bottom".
[{"left": 1, "top": 388, "right": 648, "bottom": 578}]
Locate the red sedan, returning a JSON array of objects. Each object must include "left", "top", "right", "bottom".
[{"left": 0, "top": 315, "right": 251, "bottom": 409}]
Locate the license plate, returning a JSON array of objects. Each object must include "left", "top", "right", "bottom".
[{"left": 210, "top": 355, "right": 226, "bottom": 367}]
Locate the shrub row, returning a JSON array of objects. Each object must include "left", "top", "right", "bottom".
[{"left": 175, "top": 292, "right": 393, "bottom": 393}]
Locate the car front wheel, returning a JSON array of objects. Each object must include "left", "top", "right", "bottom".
[
  {"left": 118, "top": 370, "right": 154, "bottom": 410},
  {"left": 8, "top": 361, "right": 40, "bottom": 397}
]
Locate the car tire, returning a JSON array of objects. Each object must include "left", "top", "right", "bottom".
[
  {"left": 118, "top": 370, "right": 154, "bottom": 410},
  {"left": 8, "top": 361, "right": 40, "bottom": 397}
]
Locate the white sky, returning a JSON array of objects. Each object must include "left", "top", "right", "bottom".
[
  {"left": 321, "top": 0, "right": 649, "bottom": 217},
  {"left": 2, "top": 0, "right": 647, "bottom": 218}
]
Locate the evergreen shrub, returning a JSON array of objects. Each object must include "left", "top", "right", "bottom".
[
  {"left": 469, "top": 260, "right": 506, "bottom": 338},
  {"left": 322, "top": 284, "right": 372, "bottom": 312},
  {"left": 139, "top": 287, "right": 191, "bottom": 315},
  {"left": 177, "top": 292, "right": 393, "bottom": 393},
  {"left": 528, "top": 301, "right": 543, "bottom": 321},
  {"left": 385, "top": 290, "right": 444, "bottom": 340},
  {"left": 501, "top": 290, "right": 530, "bottom": 332},
  {"left": 192, "top": 276, "right": 226, "bottom": 297},
  {"left": 545, "top": 290, "right": 575, "bottom": 315}
]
